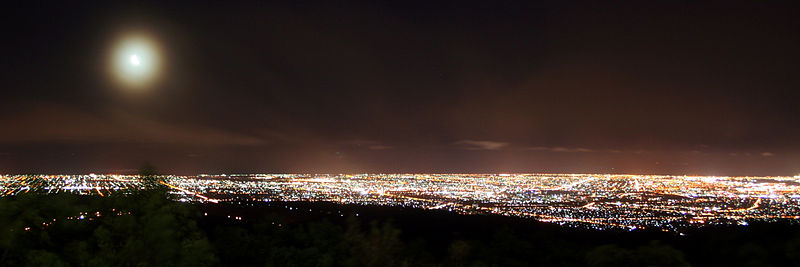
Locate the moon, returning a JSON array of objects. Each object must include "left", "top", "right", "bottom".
[
  {"left": 130, "top": 54, "right": 140, "bottom": 66},
  {"left": 109, "top": 33, "right": 163, "bottom": 89}
]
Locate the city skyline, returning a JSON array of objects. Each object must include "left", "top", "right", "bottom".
[{"left": 6, "top": 172, "right": 800, "bottom": 232}]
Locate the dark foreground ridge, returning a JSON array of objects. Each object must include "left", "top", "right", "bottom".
[{"left": 3, "top": 191, "right": 800, "bottom": 266}]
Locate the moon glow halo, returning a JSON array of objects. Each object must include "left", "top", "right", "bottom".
[{"left": 109, "top": 33, "right": 162, "bottom": 89}]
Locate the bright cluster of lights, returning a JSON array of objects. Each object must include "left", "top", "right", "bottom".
[{"left": 4, "top": 173, "right": 800, "bottom": 232}]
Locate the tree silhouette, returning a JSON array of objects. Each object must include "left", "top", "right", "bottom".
[{"left": 138, "top": 162, "right": 164, "bottom": 190}]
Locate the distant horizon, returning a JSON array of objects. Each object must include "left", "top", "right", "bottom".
[{"left": 5, "top": 171, "right": 800, "bottom": 178}]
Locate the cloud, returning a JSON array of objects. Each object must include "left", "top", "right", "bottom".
[
  {"left": 340, "top": 140, "right": 393, "bottom": 150},
  {"left": 526, "top": 146, "right": 595, "bottom": 153},
  {"left": 455, "top": 140, "right": 509, "bottom": 150},
  {"left": 0, "top": 104, "right": 267, "bottom": 146},
  {"left": 341, "top": 140, "right": 379, "bottom": 146},
  {"left": 728, "top": 152, "right": 776, "bottom": 157}
]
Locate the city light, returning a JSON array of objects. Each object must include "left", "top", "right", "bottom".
[{"left": 4, "top": 173, "right": 800, "bottom": 232}]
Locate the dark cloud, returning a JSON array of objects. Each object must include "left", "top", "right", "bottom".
[
  {"left": 2, "top": 0, "right": 800, "bottom": 175},
  {"left": 0, "top": 104, "right": 267, "bottom": 146},
  {"left": 527, "top": 147, "right": 595, "bottom": 153},
  {"left": 455, "top": 140, "right": 509, "bottom": 151}
]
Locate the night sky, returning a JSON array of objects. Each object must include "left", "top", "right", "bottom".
[{"left": 2, "top": 1, "right": 799, "bottom": 175}]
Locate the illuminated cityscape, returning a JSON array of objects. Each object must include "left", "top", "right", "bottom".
[
  {"left": 6, "top": 0, "right": 800, "bottom": 264},
  {"left": 4, "top": 173, "right": 800, "bottom": 232}
]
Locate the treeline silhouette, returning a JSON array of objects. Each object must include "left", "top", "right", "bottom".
[{"left": 3, "top": 189, "right": 800, "bottom": 266}]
